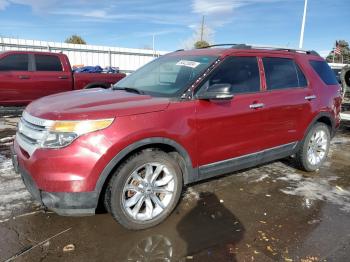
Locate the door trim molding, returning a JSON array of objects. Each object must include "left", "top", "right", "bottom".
[{"left": 198, "top": 142, "right": 298, "bottom": 181}]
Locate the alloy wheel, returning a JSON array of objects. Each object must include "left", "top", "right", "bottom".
[
  {"left": 307, "top": 129, "right": 328, "bottom": 166},
  {"left": 122, "top": 162, "right": 175, "bottom": 221}
]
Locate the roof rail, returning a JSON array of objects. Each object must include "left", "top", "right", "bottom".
[
  {"left": 198, "top": 43, "right": 319, "bottom": 56},
  {"left": 197, "top": 44, "right": 240, "bottom": 48},
  {"left": 243, "top": 44, "right": 320, "bottom": 56}
]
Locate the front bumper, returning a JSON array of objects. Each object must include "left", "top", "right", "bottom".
[{"left": 11, "top": 144, "right": 98, "bottom": 216}]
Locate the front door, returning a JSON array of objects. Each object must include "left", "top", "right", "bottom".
[
  {"left": 195, "top": 56, "right": 265, "bottom": 175},
  {"left": 0, "top": 53, "right": 31, "bottom": 105}
]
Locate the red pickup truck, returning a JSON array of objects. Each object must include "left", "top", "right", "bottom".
[{"left": 0, "top": 51, "right": 126, "bottom": 106}]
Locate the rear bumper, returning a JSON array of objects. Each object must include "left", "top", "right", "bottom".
[{"left": 11, "top": 145, "right": 98, "bottom": 216}]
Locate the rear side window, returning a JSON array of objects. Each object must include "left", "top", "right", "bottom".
[
  {"left": 263, "top": 57, "right": 307, "bottom": 90},
  {"left": 0, "top": 54, "right": 29, "bottom": 71},
  {"left": 310, "top": 60, "right": 338, "bottom": 85},
  {"left": 35, "top": 55, "right": 62, "bottom": 71},
  {"left": 207, "top": 56, "right": 260, "bottom": 94}
]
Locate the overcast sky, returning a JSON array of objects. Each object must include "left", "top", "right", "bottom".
[{"left": 0, "top": 0, "right": 348, "bottom": 55}]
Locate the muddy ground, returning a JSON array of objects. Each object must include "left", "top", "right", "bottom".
[{"left": 0, "top": 114, "right": 349, "bottom": 262}]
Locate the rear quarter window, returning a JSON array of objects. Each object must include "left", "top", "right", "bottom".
[
  {"left": 35, "top": 55, "right": 63, "bottom": 71},
  {"left": 309, "top": 60, "right": 338, "bottom": 85}
]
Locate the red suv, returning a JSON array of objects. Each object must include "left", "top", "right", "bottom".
[{"left": 12, "top": 44, "right": 341, "bottom": 230}]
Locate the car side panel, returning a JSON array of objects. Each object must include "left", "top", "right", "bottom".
[
  {"left": 0, "top": 70, "right": 34, "bottom": 105},
  {"left": 195, "top": 95, "right": 265, "bottom": 166},
  {"left": 73, "top": 73, "right": 126, "bottom": 90},
  {"left": 258, "top": 87, "right": 316, "bottom": 149}
]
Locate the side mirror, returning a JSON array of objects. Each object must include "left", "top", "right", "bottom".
[{"left": 197, "top": 83, "right": 233, "bottom": 100}]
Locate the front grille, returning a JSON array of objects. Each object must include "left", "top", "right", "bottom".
[
  {"left": 16, "top": 111, "right": 53, "bottom": 156},
  {"left": 18, "top": 119, "right": 46, "bottom": 143}
]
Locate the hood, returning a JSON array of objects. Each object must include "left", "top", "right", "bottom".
[{"left": 25, "top": 88, "right": 170, "bottom": 120}]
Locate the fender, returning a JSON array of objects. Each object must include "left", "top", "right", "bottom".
[
  {"left": 94, "top": 137, "right": 198, "bottom": 196},
  {"left": 303, "top": 111, "right": 336, "bottom": 139}
]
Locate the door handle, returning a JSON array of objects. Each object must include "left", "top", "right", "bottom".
[
  {"left": 249, "top": 103, "right": 265, "bottom": 109},
  {"left": 58, "top": 76, "right": 68, "bottom": 79},
  {"left": 305, "top": 95, "right": 316, "bottom": 101},
  {"left": 18, "top": 75, "right": 30, "bottom": 79}
]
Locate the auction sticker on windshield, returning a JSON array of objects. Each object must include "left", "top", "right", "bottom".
[{"left": 176, "top": 60, "right": 200, "bottom": 68}]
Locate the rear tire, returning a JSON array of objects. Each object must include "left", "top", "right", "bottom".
[
  {"left": 295, "top": 123, "right": 331, "bottom": 171},
  {"left": 106, "top": 150, "right": 183, "bottom": 230}
]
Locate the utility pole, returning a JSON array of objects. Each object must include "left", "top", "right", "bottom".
[
  {"left": 299, "top": 0, "right": 308, "bottom": 48},
  {"left": 200, "top": 16, "right": 205, "bottom": 41},
  {"left": 152, "top": 34, "right": 155, "bottom": 57}
]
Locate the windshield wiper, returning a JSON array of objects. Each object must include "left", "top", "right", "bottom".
[{"left": 113, "top": 87, "right": 144, "bottom": 95}]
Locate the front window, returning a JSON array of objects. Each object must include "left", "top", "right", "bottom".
[
  {"left": 198, "top": 56, "right": 261, "bottom": 95},
  {"left": 113, "top": 55, "right": 218, "bottom": 97},
  {"left": 0, "top": 54, "right": 29, "bottom": 71}
]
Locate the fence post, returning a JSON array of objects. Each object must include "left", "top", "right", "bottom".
[{"left": 108, "top": 49, "right": 112, "bottom": 67}]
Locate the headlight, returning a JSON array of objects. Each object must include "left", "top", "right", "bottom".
[{"left": 41, "top": 118, "right": 114, "bottom": 149}]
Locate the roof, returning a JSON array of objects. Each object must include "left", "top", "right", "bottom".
[
  {"left": 0, "top": 50, "right": 65, "bottom": 56},
  {"left": 167, "top": 44, "right": 320, "bottom": 59}
]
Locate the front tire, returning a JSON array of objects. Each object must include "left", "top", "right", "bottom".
[
  {"left": 106, "top": 150, "right": 183, "bottom": 230},
  {"left": 295, "top": 123, "right": 331, "bottom": 171}
]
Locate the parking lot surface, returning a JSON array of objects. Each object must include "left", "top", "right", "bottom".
[{"left": 0, "top": 114, "right": 349, "bottom": 261}]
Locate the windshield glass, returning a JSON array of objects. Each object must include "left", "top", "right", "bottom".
[{"left": 114, "top": 55, "right": 218, "bottom": 97}]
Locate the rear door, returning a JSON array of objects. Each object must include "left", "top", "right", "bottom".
[
  {"left": 258, "top": 56, "right": 314, "bottom": 149},
  {"left": 28, "top": 54, "right": 72, "bottom": 100},
  {"left": 195, "top": 55, "right": 265, "bottom": 173},
  {"left": 0, "top": 53, "right": 31, "bottom": 105}
]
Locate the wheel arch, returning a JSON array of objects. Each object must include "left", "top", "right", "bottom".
[
  {"left": 94, "top": 137, "right": 197, "bottom": 199},
  {"left": 305, "top": 112, "right": 336, "bottom": 139},
  {"left": 84, "top": 82, "right": 109, "bottom": 89}
]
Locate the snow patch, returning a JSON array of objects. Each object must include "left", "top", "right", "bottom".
[
  {"left": 331, "top": 136, "right": 350, "bottom": 145},
  {"left": 0, "top": 136, "right": 14, "bottom": 143},
  {"left": 183, "top": 187, "right": 200, "bottom": 201},
  {"left": 251, "top": 174, "right": 270, "bottom": 183},
  {"left": 279, "top": 174, "right": 350, "bottom": 212},
  {"left": 0, "top": 153, "right": 34, "bottom": 219},
  {"left": 277, "top": 173, "right": 303, "bottom": 182}
]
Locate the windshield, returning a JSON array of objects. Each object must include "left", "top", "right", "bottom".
[{"left": 113, "top": 55, "right": 218, "bottom": 97}]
